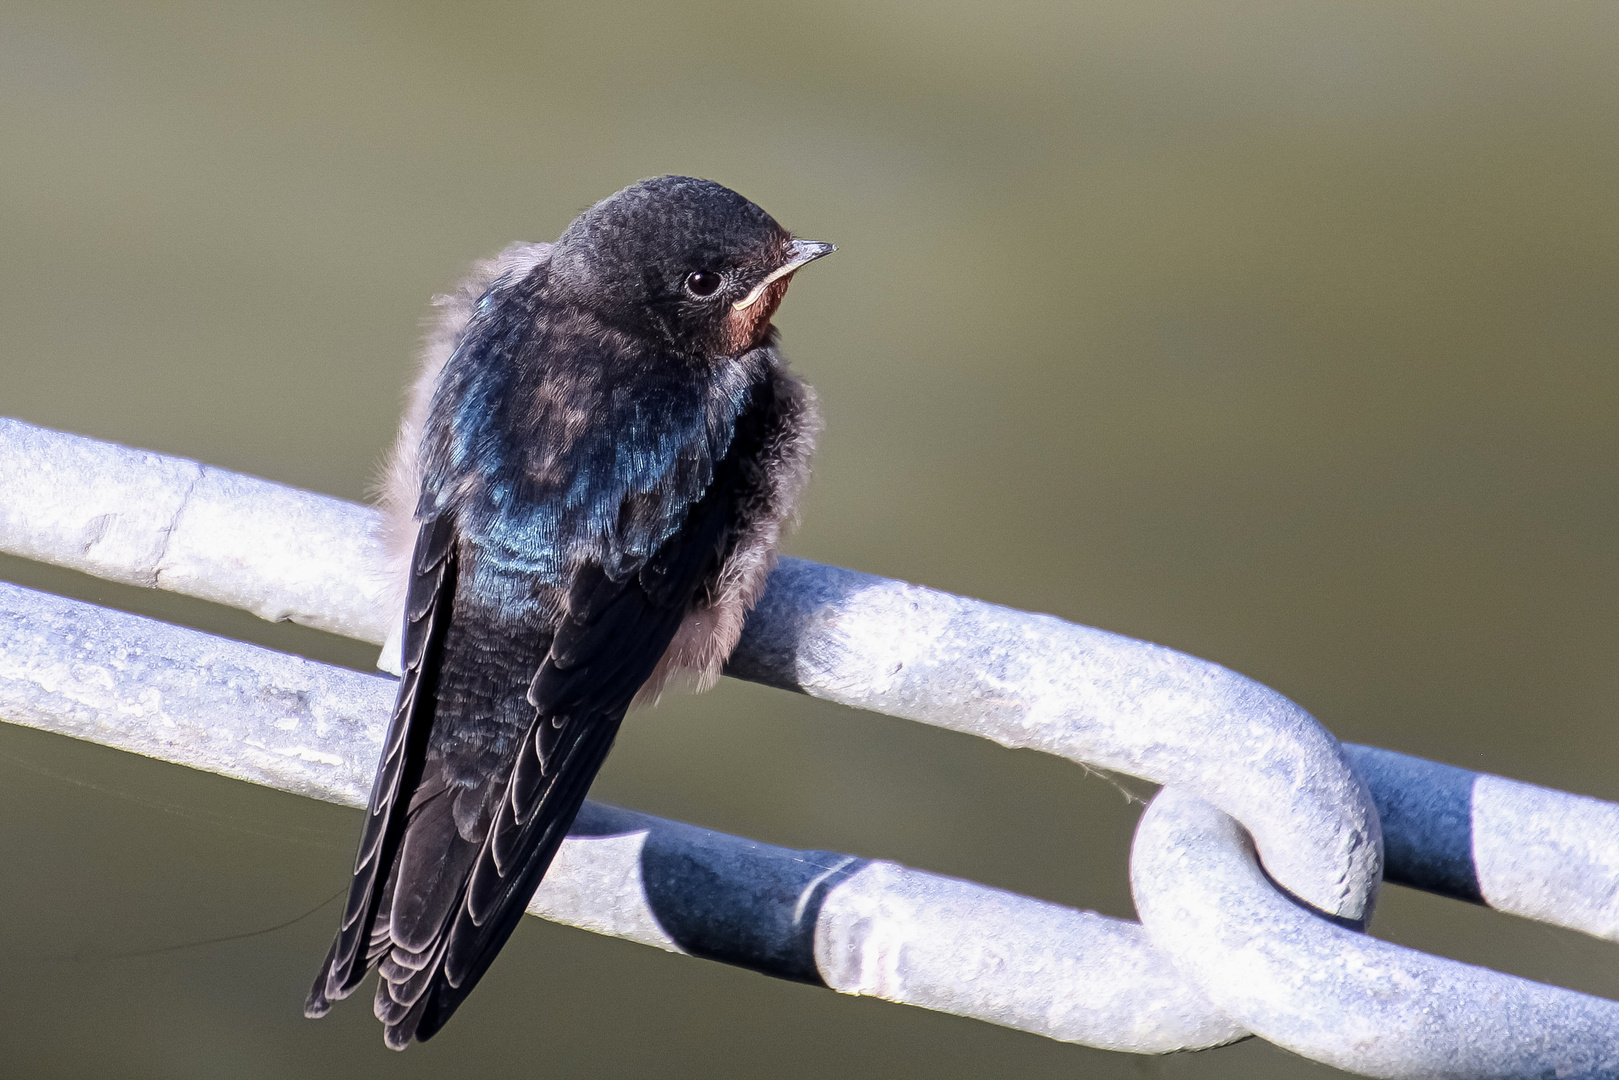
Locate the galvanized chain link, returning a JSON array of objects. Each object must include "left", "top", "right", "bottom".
[{"left": 2, "top": 417, "right": 1617, "bottom": 1077}]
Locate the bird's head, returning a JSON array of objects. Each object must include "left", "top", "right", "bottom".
[{"left": 547, "top": 175, "right": 834, "bottom": 357}]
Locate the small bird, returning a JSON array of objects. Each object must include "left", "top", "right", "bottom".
[{"left": 305, "top": 176, "right": 831, "bottom": 1047}]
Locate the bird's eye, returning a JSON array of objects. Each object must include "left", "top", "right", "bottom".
[{"left": 684, "top": 270, "right": 723, "bottom": 297}]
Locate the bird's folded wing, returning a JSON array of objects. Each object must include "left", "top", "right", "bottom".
[
  {"left": 308, "top": 513, "right": 458, "bottom": 1014},
  {"left": 408, "top": 472, "right": 737, "bottom": 1041}
]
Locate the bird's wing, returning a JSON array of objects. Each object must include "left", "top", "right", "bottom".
[
  {"left": 406, "top": 475, "right": 736, "bottom": 1043},
  {"left": 318, "top": 418, "right": 745, "bottom": 1045},
  {"left": 306, "top": 512, "right": 458, "bottom": 1016}
]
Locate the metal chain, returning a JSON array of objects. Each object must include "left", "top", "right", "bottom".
[{"left": 2, "top": 417, "right": 1616, "bottom": 1077}]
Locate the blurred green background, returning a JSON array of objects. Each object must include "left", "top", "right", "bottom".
[{"left": 2, "top": 1, "right": 1617, "bottom": 1076}]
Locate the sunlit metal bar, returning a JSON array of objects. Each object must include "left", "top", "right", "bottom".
[{"left": 1346, "top": 744, "right": 1619, "bottom": 941}]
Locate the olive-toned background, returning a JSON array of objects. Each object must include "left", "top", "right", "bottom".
[{"left": 2, "top": 2, "right": 1616, "bottom": 1077}]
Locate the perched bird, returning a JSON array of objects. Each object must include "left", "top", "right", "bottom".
[{"left": 305, "top": 176, "right": 831, "bottom": 1047}]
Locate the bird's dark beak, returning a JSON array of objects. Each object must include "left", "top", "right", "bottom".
[{"left": 733, "top": 239, "right": 836, "bottom": 311}]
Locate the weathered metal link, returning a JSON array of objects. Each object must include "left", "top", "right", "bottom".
[
  {"left": 727, "top": 557, "right": 1381, "bottom": 924},
  {"left": 3, "top": 416, "right": 1619, "bottom": 1076},
  {"left": 0, "top": 417, "right": 1382, "bottom": 925},
  {"left": 1131, "top": 787, "right": 1619, "bottom": 1078}
]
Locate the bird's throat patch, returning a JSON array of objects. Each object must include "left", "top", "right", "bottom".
[{"left": 722, "top": 276, "right": 791, "bottom": 354}]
